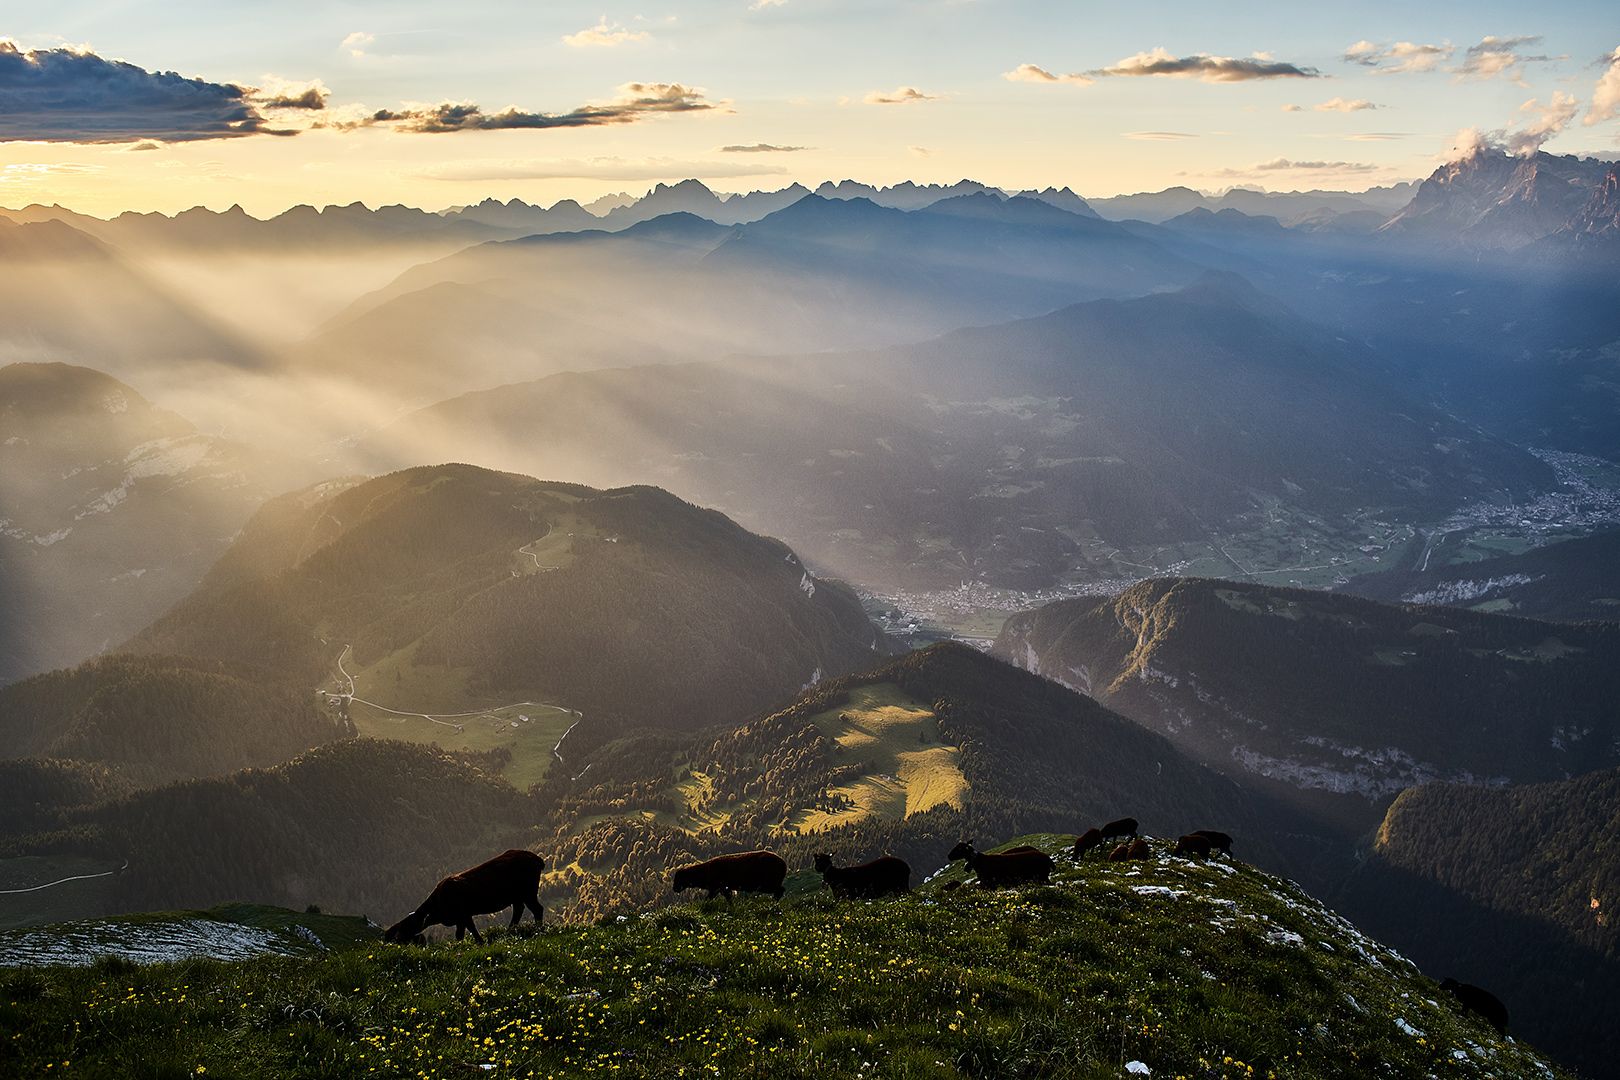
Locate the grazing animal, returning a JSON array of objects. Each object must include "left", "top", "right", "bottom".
[
  {"left": 948, "top": 841, "right": 1053, "bottom": 887},
  {"left": 1100, "top": 817, "right": 1139, "bottom": 841},
  {"left": 1072, "top": 828, "right": 1105, "bottom": 860},
  {"left": 1173, "top": 834, "right": 1212, "bottom": 859},
  {"left": 814, "top": 853, "right": 911, "bottom": 899},
  {"left": 384, "top": 849, "right": 544, "bottom": 945},
  {"left": 1190, "top": 830, "right": 1233, "bottom": 857},
  {"left": 671, "top": 850, "right": 787, "bottom": 900},
  {"left": 1107, "top": 843, "right": 1133, "bottom": 862},
  {"left": 1442, "top": 979, "right": 1509, "bottom": 1034}
]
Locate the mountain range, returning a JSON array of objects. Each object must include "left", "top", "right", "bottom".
[
  {"left": 292, "top": 191, "right": 1200, "bottom": 403},
  {"left": 0, "top": 363, "right": 277, "bottom": 684},
  {"left": 365, "top": 273, "right": 1553, "bottom": 590},
  {"left": 993, "top": 577, "right": 1620, "bottom": 831},
  {"left": 1342, "top": 527, "right": 1620, "bottom": 622}
]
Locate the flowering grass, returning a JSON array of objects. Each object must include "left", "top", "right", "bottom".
[{"left": 0, "top": 836, "right": 1567, "bottom": 1079}]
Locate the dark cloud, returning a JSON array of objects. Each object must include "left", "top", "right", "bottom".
[
  {"left": 332, "top": 83, "right": 717, "bottom": 133},
  {"left": 258, "top": 84, "right": 329, "bottom": 110},
  {"left": 719, "top": 143, "right": 808, "bottom": 152},
  {"left": 1085, "top": 48, "right": 1319, "bottom": 82},
  {"left": 0, "top": 41, "right": 282, "bottom": 143}
]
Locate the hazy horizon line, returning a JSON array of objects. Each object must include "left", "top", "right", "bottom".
[{"left": 0, "top": 173, "right": 1431, "bottom": 223}]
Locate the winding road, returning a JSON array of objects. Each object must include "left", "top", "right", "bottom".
[{"left": 0, "top": 861, "right": 128, "bottom": 896}]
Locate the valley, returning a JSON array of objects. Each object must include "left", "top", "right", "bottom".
[{"left": 4, "top": 51, "right": 1620, "bottom": 1076}]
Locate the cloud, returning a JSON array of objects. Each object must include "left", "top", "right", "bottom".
[
  {"left": 864, "top": 86, "right": 940, "bottom": 104},
  {"left": 0, "top": 41, "right": 290, "bottom": 143},
  {"left": 909, "top": 145, "right": 931, "bottom": 157},
  {"left": 0, "top": 161, "right": 105, "bottom": 182},
  {"left": 1455, "top": 35, "right": 1556, "bottom": 82},
  {"left": 255, "top": 77, "right": 330, "bottom": 111},
  {"left": 414, "top": 156, "right": 789, "bottom": 181},
  {"left": 1587, "top": 46, "right": 1620, "bottom": 126},
  {"left": 1281, "top": 103, "right": 1303, "bottom": 112},
  {"left": 1343, "top": 40, "right": 1453, "bottom": 74},
  {"left": 562, "top": 19, "right": 651, "bottom": 48},
  {"left": 1002, "top": 63, "right": 1093, "bottom": 86},
  {"left": 1123, "top": 131, "right": 1199, "bottom": 140},
  {"left": 1345, "top": 132, "right": 1407, "bottom": 141},
  {"left": 1196, "top": 157, "right": 1384, "bottom": 180},
  {"left": 750, "top": 0, "right": 787, "bottom": 9},
  {"left": 1446, "top": 90, "right": 1581, "bottom": 160},
  {"left": 341, "top": 32, "right": 375, "bottom": 59},
  {"left": 719, "top": 142, "right": 808, "bottom": 152},
  {"left": 1083, "top": 47, "right": 1319, "bottom": 83},
  {"left": 330, "top": 83, "right": 719, "bottom": 133},
  {"left": 1502, "top": 91, "right": 1579, "bottom": 154},
  {"left": 1252, "top": 158, "right": 1381, "bottom": 172},
  {"left": 1316, "top": 96, "right": 1377, "bottom": 112}
]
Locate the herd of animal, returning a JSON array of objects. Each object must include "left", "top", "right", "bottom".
[
  {"left": 379, "top": 819, "right": 1508, "bottom": 1035},
  {"left": 381, "top": 816, "right": 1232, "bottom": 943}
]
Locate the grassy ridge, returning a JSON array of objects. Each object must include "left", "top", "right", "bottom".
[{"left": 0, "top": 836, "right": 1564, "bottom": 1079}]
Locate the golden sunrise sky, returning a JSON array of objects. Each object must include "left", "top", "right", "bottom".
[{"left": 2, "top": 0, "right": 1618, "bottom": 216}]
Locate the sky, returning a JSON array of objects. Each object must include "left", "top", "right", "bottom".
[{"left": 2, "top": 0, "right": 1618, "bottom": 216}]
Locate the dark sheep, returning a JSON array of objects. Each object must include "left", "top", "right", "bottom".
[
  {"left": 384, "top": 849, "right": 544, "bottom": 945},
  {"left": 814, "top": 853, "right": 911, "bottom": 899},
  {"left": 1191, "top": 830, "right": 1234, "bottom": 857},
  {"left": 1100, "top": 817, "right": 1139, "bottom": 841},
  {"left": 1072, "top": 828, "right": 1105, "bottom": 860},
  {"left": 948, "top": 841, "right": 1053, "bottom": 888},
  {"left": 1442, "top": 979, "right": 1509, "bottom": 1034},
  {"left": 1173, "top": 834, "right": 1212, "bottom": 858},
  {"left": 671, "top": 850, "right": 787, "bottom": 900}
]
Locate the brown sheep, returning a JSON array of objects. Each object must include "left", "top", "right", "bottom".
[
  {"left": 1107, "top": 843, "right": 1133, "bottom": 862},
  {"left": 1072, "top": 828, "right": 1105, "bottom": 860},
  {"left": 1191, "top": 830, "right": 1234, "bottom": 857},
  {"left": 814, "top": 853, "right": 911, "bottom": 899},
  {"left": 671, "top": 850, "right": 787, "bottom": 900},
  {"left": 384, "top": 849, "right": 544, "bottom": 945},
  {"left": 948, "top": 842, "right": 1053, "bottom": 888},
  {"left": 1100, "top": 817, "right": 1139, "bottom": 841},
  {"left": 1442, "top": 979, "right": 1509, "bottom": 1034},
  {"left": 1173, "top": 834, "right": 1212, "bottom": 859},
  {"left": 1126, "top": 838, "right": 1151, "bottom": 860}
]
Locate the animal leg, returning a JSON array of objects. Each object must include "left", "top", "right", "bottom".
[
  {"left": 455, "top": 924, "right": 465, "bottom": 942},
  {"left": 509, "top": 903, "right": 522, "bottom": 930},
  {"left": 467, "top": 921, "right": 484, "bottom": 945},
  {"left": 526, "top": 895, "right": 544, "bottom": 925}
]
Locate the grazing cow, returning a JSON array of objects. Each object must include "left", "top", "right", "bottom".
[
  {"left": 384, "top": 849, "right": 544, "bottom": 945},
  {"left": 1126, "top": 838, "right": 1150, "bottom": 860},
  {"left": 1442, "top": 979, "right": 1509, "bottom": 1034},
  {"left": 1072, "top": 828, "right": 1105, "bottom": 860},
  {"left": 1100, "top": 817, "right": 1139, "bottom": 841},
  {"left": 672, "top": 851, "right": 787, "bottom": 900},
  {"left": 1173, "top": 834, "right": 1212, "bottom": 859},
  {"left": 1191, "top": 830, "right": 1234, "bottom": 857},
  {"left": 1107, "top": 843, "right": 1133, "bottom": 863},
  {"left": 814, "top": 853, "right": 911, "bottom": 899},
  {"left": 948, "top": 842, "right": 1053, "bottom": 888}
]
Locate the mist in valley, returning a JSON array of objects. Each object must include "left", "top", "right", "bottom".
[{"left": 5, "top": 14, "right": 1620, "bottom": 1074}]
